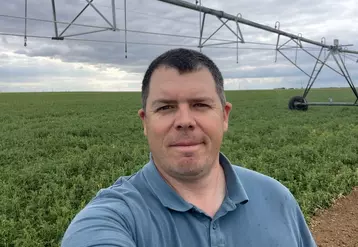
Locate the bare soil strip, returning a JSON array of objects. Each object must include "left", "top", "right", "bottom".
[{"left": 310, "top": 187, "right": 358, "bottom": 247}]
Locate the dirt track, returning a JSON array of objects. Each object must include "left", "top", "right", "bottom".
[{"left": 310, "top": 187, "right": 358, "bottom": 247}]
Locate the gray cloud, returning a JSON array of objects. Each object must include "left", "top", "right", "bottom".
[{"left": 1, "top": 0, "right": 358, "bottom": 92}]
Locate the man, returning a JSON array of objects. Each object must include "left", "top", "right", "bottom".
[{"left": 61, "top": 48, "right": 317, "bottom": 247}]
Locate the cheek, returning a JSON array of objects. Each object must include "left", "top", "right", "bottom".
[
  {"left": 200, "top": 114, "right": 224, "bottom": 131},
  {"left": 195, "top": 118, "right": 222, "bottom": 143},
  {"left": 147, "top": 117, "right": 171, "bottom": 139}
]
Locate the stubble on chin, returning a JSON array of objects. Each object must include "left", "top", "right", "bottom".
[{"left": 162, "top": 153, "right": 215, "bottom": 181}]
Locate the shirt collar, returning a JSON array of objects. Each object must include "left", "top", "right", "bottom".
[
  {"left": 142, "top": 152, "right": 249, "bottom": 212},
  {"left": 219, "top": 152, "right": 249, "bottom": 205}
]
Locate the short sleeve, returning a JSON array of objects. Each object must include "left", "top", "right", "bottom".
[
  {"left": 60, "top": 190, "right": 137, "bottom": 247},
  {"left": 293, "top": 200, "right": 317, "bottom": 247},
  {"left": 283, "top": 189, "right": 317, "bottom": 247}
]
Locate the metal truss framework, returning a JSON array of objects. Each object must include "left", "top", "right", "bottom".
[
  {"left": 159, "top": 0, "right": 358, "bottom": 110},
  {"left": 1, "top": 0, "right": 358, "bottom": 110},
  {"left": 50, "top": 0, "right": 129, "bottom": 57}
]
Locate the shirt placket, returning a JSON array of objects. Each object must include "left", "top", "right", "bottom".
[{"left": 210, "top": 220, "right": 226, "bottom": 247}]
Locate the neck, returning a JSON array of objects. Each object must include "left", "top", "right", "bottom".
[{"left": 159, "top": 161, "right": 227, "bottom": 218}]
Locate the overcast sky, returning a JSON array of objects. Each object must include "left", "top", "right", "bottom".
[{"left": 0, "top": 0, "right": 357, "bottom": 92}]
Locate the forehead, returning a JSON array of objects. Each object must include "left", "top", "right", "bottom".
[{"left": 148, "top": 66, "right": 218, "bottom": 100}]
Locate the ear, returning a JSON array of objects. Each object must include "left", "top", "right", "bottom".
[
  {"left": 223, "top": 102, "right": 232, "bottom": 132},
  {"left": 138, "top": 108, "right": 147, "bottom": 136}
]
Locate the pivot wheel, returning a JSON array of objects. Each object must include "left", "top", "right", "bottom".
[{"left": 288, "top": 96, "right": 308, "bottom": 111}]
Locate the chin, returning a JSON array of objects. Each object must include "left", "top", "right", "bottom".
[{"left": 172, "top": 163, "right": 206, "bottom": 177}]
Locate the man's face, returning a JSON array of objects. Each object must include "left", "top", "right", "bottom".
[{"left": 138, "top": 66, "right": 232, "bottom": 181}]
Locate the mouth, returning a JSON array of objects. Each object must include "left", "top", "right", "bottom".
[
  {"left": 169, "top": 142, "right": 203, "bottom": 152},
  {"left": 170, "top": 141, "right": 203, "bottom": 147}
]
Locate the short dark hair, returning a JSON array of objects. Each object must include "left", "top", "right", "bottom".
[{"left": 141, "top": 48, "right": 226, "bottom": 111}]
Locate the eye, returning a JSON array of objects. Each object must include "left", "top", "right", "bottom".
[
  {"left": 157, "top": 105, "right": 173, "bottom": 111},
  {"left": 194, "top": 103, "right": 208, "bottom": 108}
]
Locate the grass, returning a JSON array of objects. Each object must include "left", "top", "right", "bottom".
[{"left": 0, "top": 88, "right": 357, "bottom": 246}]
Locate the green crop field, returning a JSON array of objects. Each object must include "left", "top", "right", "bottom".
[{"left": 1, "top": 88, "right": 358, "bottom": 247}]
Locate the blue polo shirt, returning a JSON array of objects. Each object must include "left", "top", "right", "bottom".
[{"left": 61, "top": 152, "right": 317, "bottom": 247}]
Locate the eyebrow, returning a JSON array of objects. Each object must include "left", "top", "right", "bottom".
[{"left": 151, "top": 97, "right": 214, "bottom": 107}]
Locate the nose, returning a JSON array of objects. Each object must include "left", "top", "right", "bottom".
[{"left": 174, "top": 104, "right": 196, "bottom": 131}]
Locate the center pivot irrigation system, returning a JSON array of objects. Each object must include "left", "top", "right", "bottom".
[{"left": 1, "top": 0, "right": 358, "bottom": 110}]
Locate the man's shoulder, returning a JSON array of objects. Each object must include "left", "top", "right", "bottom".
[
  {"left": 61, "top": 171, "right": 148, "bottom": 246},
  {"left": 88, "top": 170, "right": 147, "bottom": 212},
  {"left": 231, "top": 163, "right": 284, "bottom": 186},
  {"left": 231, "top": 164, "right": 294, "bottom": 200},
  {"left": 230, "top": 164, "right": 317, "bottom": 247},
  {"left": 74, "top": 175, "right": 141, "bottom": 224}
]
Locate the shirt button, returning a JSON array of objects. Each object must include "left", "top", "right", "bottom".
[{"left": 212, "top": 223, "right": 217, "bottom": 230}]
